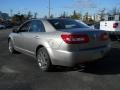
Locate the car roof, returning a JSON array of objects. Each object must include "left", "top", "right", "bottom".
[{"left": 28, "top": 18, "right": 72, "bottom": 22}]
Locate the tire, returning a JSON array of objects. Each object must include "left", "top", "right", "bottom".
[
  {"left": 8, "top": 39, "right": 17, "bottom": 54},
  {"left": 36, "top": 47, "right": 52, "bottom": 72}
]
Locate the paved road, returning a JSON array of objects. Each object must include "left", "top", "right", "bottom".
[{"left": 0, "top": 29, "right": 120, "bottom": 90}]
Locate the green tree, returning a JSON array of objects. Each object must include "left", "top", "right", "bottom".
[
  {"left": 71, "top": 10, "right": 81, "bottom": 19},
  {"left": 60, "top": 11, "right": 69, "bottom": 18},
  {"left": 11, "top": 14, "right": 27, "bottom": 25},
  {"left": 98, "top": 8, "right": 106, "bottom": 21},
  {"left": 83, "top": 12, "right": 95, "bottom": 25},
  {"left": 83, "top": 12, "right": 89, "bottom": 22},
  {"left": 26, "top": 11, "right": 32, "bottom": 20},
  {"left": 111, "top": 7, "right": 120, "bottom": 15},
  {"left": 34, "top": 12, "right": 38, "bottom": 19}
]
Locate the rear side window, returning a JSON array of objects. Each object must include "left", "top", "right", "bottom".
[
  {"left": 48, "top": 19, "right": 89, "bottom": 30},
  {"left": 29, "top": 20, "right": 45, "bottom": 32}
]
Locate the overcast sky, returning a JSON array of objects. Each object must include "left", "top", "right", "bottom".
[{"left": 0, "top": 0, "right": 120, "bottom": 17}]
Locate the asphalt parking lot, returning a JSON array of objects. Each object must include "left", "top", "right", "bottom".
[{"left": 0, "top": 29, "right": 120, "bottom": 90}]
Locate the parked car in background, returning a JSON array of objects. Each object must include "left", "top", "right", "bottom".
[
  {"left": 75, "top": 20, "right": 88, "bottom": 26},
  {"left": 87, "top": 24, "right": 95, "bottom": 29},
  {"left": 8, "top": 19, "right": 111, "bottom": 71},
  {"left": 94, "top": 22, "right": 100, "bottom": 29},
  {"left": 100, "top": 21, "right": 120, "bottom": 41},
  {"left": 5, "top": 23, "right": 13, "bottom": 29},
  {"left": 0, "top": 24, "right": 5, "bottom": 29}
]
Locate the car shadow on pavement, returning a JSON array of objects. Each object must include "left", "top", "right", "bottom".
[
  {"left": 1, "top": 48, "right": 120, "bottom": 75},
  {"left": 48, "top": 66, "right": 83, "bottom": 72},
  {"left": 82, "top": 48, "right": 120, "bottom": 75}
]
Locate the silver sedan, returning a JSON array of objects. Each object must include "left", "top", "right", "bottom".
[{"left": 8, "top": 19, "right": 111, "bottom": 71}]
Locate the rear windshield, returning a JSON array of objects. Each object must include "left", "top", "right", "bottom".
[{"left": 48, "top": 19, "right": 89, "bottom": 30}]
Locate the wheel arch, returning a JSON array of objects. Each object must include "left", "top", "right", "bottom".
[
  {"left": 36, "top": 45, "right": 44, "bottom": 56},
  {"left": 8, "top": 37, "right": 11, "bottom": 42},
  {"left": 8, "top": 36, "right": 14, "bottom": 43},
  {"left": 35, "top": 44, "right": 54, "bottom": 64}
]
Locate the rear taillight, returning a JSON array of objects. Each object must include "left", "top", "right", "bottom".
[
  {"left": 113, "top": 23, "right": 118, "bottom": 28},
  {"left": 61, "top": 34, "right": 89, "bottom": 44},
  {"left": 100, "top": 32, "right": 109, "bottom": 41}
]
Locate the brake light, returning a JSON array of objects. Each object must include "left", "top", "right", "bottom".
[
  {"left": 113, "top": 23, "right": 118, "bottom": 28},
  {"left": 100, "top": 32, "right": 109, "bottom": 41},
  {"left": 61, "top": 34, "right": 89, "bottom": 44}
]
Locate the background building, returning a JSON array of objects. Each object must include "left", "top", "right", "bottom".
[{"left": 0, "top": 11, "right": 9, "bottom": 20}]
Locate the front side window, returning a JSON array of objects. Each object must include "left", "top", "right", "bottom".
[
  {"left": 48, "top": 19, "right": 89, "bottom": 30},
  {"left": 29, "top": 20, "right": 45, "bottom": 32},
  {"left": 19, "top": 22, "right": 30, "bottom": 32}
]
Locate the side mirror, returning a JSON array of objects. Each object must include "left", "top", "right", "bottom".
[{"left": 12, "top": 28, "right": 18, "bottom": 33}]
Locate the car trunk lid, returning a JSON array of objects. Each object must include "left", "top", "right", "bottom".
[{"left": 59, "top": 28, "right": 109, "bottom": 51}]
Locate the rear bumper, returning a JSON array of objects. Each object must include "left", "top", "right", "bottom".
[{"left": 49, "top": 44, "right": 111, "bottom": 67}]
